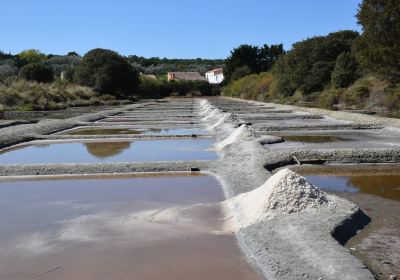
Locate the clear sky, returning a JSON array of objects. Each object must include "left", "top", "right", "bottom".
[{"left": 1, "top": 0, "right": 362, "bottom": 59}]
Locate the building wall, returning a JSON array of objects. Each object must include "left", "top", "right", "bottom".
[{"left": 206, "top": 72, "right": 224, "bottom": 84}]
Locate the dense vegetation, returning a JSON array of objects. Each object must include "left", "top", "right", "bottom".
[
  {"left": 224, "top": 44, "right": 284, "bottom": 82},
  {"left": 0, "top": 49, "right": 220, "bottom": 111},
  {"left": 223, "top": 0, "right": 400, "bottom": 117},
  {"left": 72, "top": 48, "right": 139, "bottom": 98},
  {"left": 127, "top": 56, "right": 224, "bottom": 77}
]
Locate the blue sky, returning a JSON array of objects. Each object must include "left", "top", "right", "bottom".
[{"left": 1, "top": 0, "right": 362, "bottom": 58}]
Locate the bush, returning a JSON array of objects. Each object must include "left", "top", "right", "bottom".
[
  {"left": 273, "top": 30, "right": 359, "bottom": 96},
  {"left": 231, "top": 66, "right": 252, "bottom": 81},
  {"left": 223, "top": 72, "right": 278, "bottom": 101},
  {"left": 45, "top": 55, "right": 81, "bottom": 76},
  {"left": 18, "top": 63, "right": 54, "bottom": 83},
  {"left": 0, "top": 80, "right": 104, "bottom": 111},
  {"left": 318, "top": 88, "right": 344, "bottom": 109},
  {"left": 341, "top": 77, "right": 373, "bottom": 107},
  {"left": 74, "top": 48, "right": 139, "bottom": 98},
  {"left": 17, "top": 49, "right": 47, "bottom": 64},
  {"left": 136, "top": 76, "right": 219, "bottom": 99},
  {"left": 331, "top": 52, "right": 359, "bottom": 88},
  {"left": 0, "top": 59, "right": 18, "bottom": 80},
  {"left": 384, "top": 84, "right": 400, "bottom": 113}
]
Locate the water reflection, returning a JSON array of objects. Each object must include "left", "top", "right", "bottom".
[
  {"left": 67, "top": 128, "right": 142, "bottom": 135},
  {"left": 280, "top": 135, "right": 342, "bottom": 143},
  {"left": 84, "top": 142, "right": 131, "bottom": 158},
  {"left": 0, "top": 176, "right": 259, "bottom": 280},
  {"left": 63, "top": 127, "right": 207, "bottom": 136},
  {"left": 0, "top": 139, "right": 217, "bottom": 164},
  {"left": 306, "top": 175, "right": 400, "bottom": 201}
]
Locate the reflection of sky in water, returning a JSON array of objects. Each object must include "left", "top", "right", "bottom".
[
  {"left": 66, "top": 127, "right": 208, "bottom": 136},
  {"left": 0, "top": 139, "right": 217, "bottom": 164},
  {"left": 306, "top": 174, "right": 400, "bottom": 201},
  {"left": 0, "top": 176, "right": 224, "bottom": 257},
  {"left": 306, "top": 176, "right": 359, "bottom": 193}
]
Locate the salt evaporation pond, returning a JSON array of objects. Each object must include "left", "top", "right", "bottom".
[
  {"left": 0, "top": 175, "right": 259, "bottom": 280},
  {"left": 62, "top": 127, "right": 208, "bottom": 136},
  {"left": 0, "top": 138, "right": 217, "bottom": 164}
]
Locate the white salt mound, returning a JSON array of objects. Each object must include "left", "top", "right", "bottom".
[
  {"left": 215, "top": 124, "right": 260, "bottom": 150},
  {"left": 199, "top": 106, "right": 213, "bottom": 116},
  {"left": 208, "top": 113, "right": 240, "bottom": 131},
  {"left": 225, "top": 168, "right": 328, "bottom": 230},
  {"left": 202, "top": 108, "right": 221, "bottom": 121}
]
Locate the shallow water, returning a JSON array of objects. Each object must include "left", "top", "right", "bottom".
[
  {"left": 63, "top": 127, "right": 207, "bottom": 135},
  {"left": 0, "top": 138, "right": 217, "bottom": 164},
  {"left": 0, "top": 175, "right": 259, "bottom": 280},
  {"left": 280, "top": 135, "right": 341, "bottom": 143},
  {"left": 305, "top": 174, "right": 400, "bottom": 201}
]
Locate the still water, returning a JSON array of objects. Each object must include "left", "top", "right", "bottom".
[
  {"left": 63, "top": 127, "right": 208, "bottom": 136},
  {"left": 0, "top": 139, "right": 217, "bottom": 164},
  {"left": 0, "top": 175, "right": 259, "bottom": 280}
]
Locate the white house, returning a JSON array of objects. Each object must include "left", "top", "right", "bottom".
[{"left": 205, "top": 68, "right": 224, "bottom": 84}]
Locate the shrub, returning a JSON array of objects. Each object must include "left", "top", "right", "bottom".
[
  {"left": 273, "top": 30, "right": 359, "bottom": 96},
  {"left": 331, "top": 52, "right": 359, "bottom": 88},
  {"left": 231, "top": 66, "right": 252, "bottom": 81},
  {"left": 0, "top": 80, "right": 102, "bottom": 110},
  {"left": 0, "top": 60, "right": 18, "bottom": 80},
  {"left": 18, "top": 63, "right": 54, "bottom": 83},
  {"left": 384, "top": 84, "right": 400, "bottom": 113},
  {"left": 17, "top": 49, "right": 46, "bottom": 64},
  {"left": 318, "top": 88, "right": 344, "bottom": 109},
  {"left": 223, "top": 72, "right": 277, "bottom": 101},
  {"left": 341, "top": 76, "right": 373, "bottom": 107},
  {"left": 46, "top": 55, "right": 81, "bottom": 76},
  {"left": 74, "top": 48, "right": 139, "bottom": 98}
]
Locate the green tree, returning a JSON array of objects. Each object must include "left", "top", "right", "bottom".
[
  {"left": 224, "top": 44, "right": 284, "bottom": 82},
  {"left": 259, "top": 44, "right": 284, "bottom": 72},
  {"left": 17, "top": 49, "right": 46, "bottom": 64},
  {"left": 18, "top": 63, "right": 54, "bottom": 83},
  {"left": 224, "top": 44, "right": 260, "bottom": 82},
  {"left": 331, "top": 52, "right": 360, "bottom": 88},
  {"left": 74, "top": 48, "right": 139, "bottom": 98},
  {"left": 273, "top": 30, "right": 359, "bottom": 95},
  {"left": 354, "top": 0, "right": 400, "bottom": 82}
]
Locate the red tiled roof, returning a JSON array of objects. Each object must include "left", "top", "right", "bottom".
[{"left": 206, "top": 68, "right": 223, "bottom": 74}]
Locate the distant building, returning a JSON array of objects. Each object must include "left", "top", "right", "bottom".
[
  {"left": 167, "top": 72, "right": 206, "bottom": 82},
  {"left": 205, "top": 68, "right": 224, "bottom": 84}
]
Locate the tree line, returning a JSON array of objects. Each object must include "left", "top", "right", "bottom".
[
  {"left": 223, "top": 0, "right": 400, "bottom": 115},
  {"left": 0, "top": 48, "right": 221, "bottom": 101}
]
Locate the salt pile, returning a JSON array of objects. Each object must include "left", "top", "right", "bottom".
[
  {"left": 202, "top": 108, "right": 222, "bottom": 121},
  {"left": 208, "top": 113, "right": 240, "bottom": 131},
  {"left": 215, "top": 124, "right": 260, "bottom": 150},
  {"left": 225, "top": 168, "right": 328, "bottom": 230},
  {"left": 199, "top": 104, "right": 215, "bottom": 116}
]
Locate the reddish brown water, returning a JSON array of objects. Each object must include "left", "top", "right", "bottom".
[
  {"left": 294, "top": 165, "right": 400, "bottom": 201},
  {"left": 0, "top": 175, "right": 260, "bottom": 280}
]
